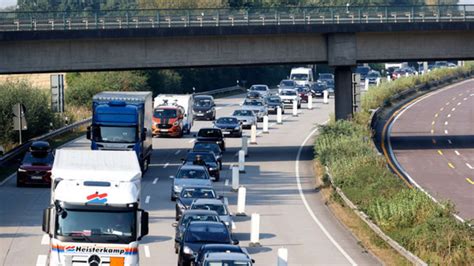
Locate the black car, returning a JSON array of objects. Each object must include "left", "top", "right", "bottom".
[
  {"left": 178, "top": 221, "right": 238, "bottom": 266},
  {"left": 173, "top": 210, "right": 221, "bottom": 254},
  {"left": 175, "top": 187, "right": 219, "bottom": 221},
  {"left": 265, "top": 95, "right": 285, "bottom": 114},
  {"left": 193, "top": 95, "right": 216, "bottom": 121},
  {"left": 182, "top": 151, "right": 220, "bottom": 181},
  {"left": 246, "top": 91, "right": 262, "bottom": 100},
  {"left": 196, "top": 128, "right": 225, "bottom": 151},
  {"left": 311, "top": 81, "right": 327, "bottom": 97},
  {"left": 192, "top": 141, "right": 223, "bottom": 170},
  {"left": 213, "top": 117, "right": 242, "bottom": 138},
  {"left": 194, "top": 244, "right": 254, "bottom": 266},
  {"left": 16, "top": 141, "right": 54, "bottom": 187}
]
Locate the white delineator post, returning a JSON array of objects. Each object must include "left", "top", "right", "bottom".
[
  {"left": 364, "top": 78, "right": 369, "bottom": 91},
  {"left": 387, "top": 75, "right": 391, "bottom": 82},
  {"left": 292, "top": 100, "right": 298, "bottom": 117},
  {"left": 277, "top": 107, "right": 283, "bottom": 124},
  {"left": 236, "top": 186, "right": 246, "bottom": 216},
  {"left": 307, "top": 94, "right": 313, "bottom": 110},
  {"left": 250, "top": 213, "right": 261, "bottom": 247},
  {"left": 277, "top": 248, "right": 288, "bottom": 266},
  {"left": 263, "top": 115, "right": 269, "bottom": 133},
  {"left": 238, "top": 150, "right": 245, "bottom": 173},
  {"left": 250, "top": 124, "right": 257, "bottom": 144},
  {"left": 376, "top": 77, "right": 381, "bottom": 86},
  {"left": 241, "top": 136, "right": 248, "bottom": 156},
  {"left": 232, "top": 166, "right": 239, "bottom": 191},
  {"left": 323, "top": 90, "right": 329, "bottom": 104}
]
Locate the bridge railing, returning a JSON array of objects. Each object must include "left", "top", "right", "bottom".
[{"left": 1, "top": 5, "right": 474, "bottom": 31}]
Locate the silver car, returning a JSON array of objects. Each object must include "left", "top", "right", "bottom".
[
  {"left": 240, "top": 99, "right": 268, "bottom": 122},
  {"left": 232, "top": 109, "right": 257, "bottom": 129},
  {"left": 248, "top": 84, "right": 270, "bottom": 98},
  {"left": 171, "top": 165, "right": 212, "bottom": 201},
  {"left": 190, "top": 198, "right": 233, "bottom": 233}
]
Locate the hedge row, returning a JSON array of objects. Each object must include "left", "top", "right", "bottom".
[{"left": 315, "top": 66, "right": 474, "bottom": 264}]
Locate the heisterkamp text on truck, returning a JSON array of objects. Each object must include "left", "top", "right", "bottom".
[{"left": 42, "top": 150, "right": 149, "bottom": 266}]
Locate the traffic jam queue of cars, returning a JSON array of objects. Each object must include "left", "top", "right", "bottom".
[{"left": 16, "top": 67, "right": 321, "bottom": 265}]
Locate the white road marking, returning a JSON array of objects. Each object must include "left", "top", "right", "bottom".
[
  {"left": 41, "top": 234, "right": 49, "bottom": 245},
  {"left": 163, "top": 163, "right": 169, "bottom": 168},
  {"left": 144, "top": 245, "right": 151, "bottom": 258},
  {"left": 457, "top": 102, "right": 461, "bottom": 106},
  {"left": 440, "top": 107, "right": 444, "bottom": 111},
  {"left": 454, "top": 150, "right": 460, "bottom": 156},
  {"left": 447, "top": 114, "right": 451, "bottom": 118},
  {"left": 445, "top": 102, "right": 450, "bottom": 105},
  {"left": 430, "top": 129, "right": 434, "bottom": 134},
  {"left": 444, "top": 121, "right": 448, "bottom": 126},
  {"left": 216, "top": 107, "right": 222, "bottom": 110},
  {"left": 188, "top": 139, "right": 195, "bottom": 143},
  {"left": 448, "top": 139, "right": 452, "bottom": 144},
  {"left": 169, "top": 175, "right": 174, "bottom": 179},
  {"left": 466, "top": 163, "right": 473, "bottom": 170},
  {"left": 463, "top": 97, "right": 468, "bottom": 101},
  {"left": 295, "top": 123, "right": 357, "bottom": 266},
  {"left": 256, "top": 131, "right": 263, "bottom": 136},
  {"left": 149, "top": 164, "right": 161, "bottom": 167},
  {"left": 451, "top": 107, "right": 456, "bottom": 112},
  {"left": 223, "top": 197, "right": 229, "bottom": 206},
  {"left": 232, "top": 221, "right": 236, "bottom": 230},
  {"left": 444, "top": 130, "right": 449, "bottom": 134},
  {"left": 145, "top": 196, "right": 150, "bottom": 204},
  {"left": 36, "top": 255, "right": 47, "bottom": 266},
  {"left": 153, "top": 178, "right": 159, "bottom": 184},
  {"left": 225, "top": 179, "right": 229, "bottom": 186},
  {"left": 175, "top": 150, "right": 181, "bottom": 155}
]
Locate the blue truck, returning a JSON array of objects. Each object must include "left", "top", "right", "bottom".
[{"left": 87, "top": 91, "right": 153, "bottom": 172}]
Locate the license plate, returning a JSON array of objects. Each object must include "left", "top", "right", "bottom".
[
  {"left": 223, "top": 131, "right": 231, "bottom": 135},
  {"left": 196, "top": 113, "right": 204, "bottom": 116},
  {"left": 160, "top": 129, "right": 168, "bottom": 132},
  {"left": 31, "top": 176, "right": 42, "bottom": 180},
  {"left": 284, "top": 100, "right": 291, "bottom": 103}
]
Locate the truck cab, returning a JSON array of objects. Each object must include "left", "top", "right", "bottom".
[
  {"left": 87, "top": 91, "right": 153, "bottom": 172},
  {"left": 152, "top": 104, "right": 185, "bottom": 138},
  {"left": 42, "top": 150, "right": 148, "bottom": 266}
]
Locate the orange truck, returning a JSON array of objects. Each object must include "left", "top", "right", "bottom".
[{"left": 152, "top": 105, "right": 185, "bottom": 138}]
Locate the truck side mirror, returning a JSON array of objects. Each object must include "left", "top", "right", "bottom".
[
  {"left": 139, "top": 210, "right": 149, "bottom": 240},
  {"left": 141, "top": 129, "right": 147, "bottom": 141},
  {"left": 86, "top": 126, "right": 92, "bottom": 140},
  {"left": 42, "top": 206, "right": 52, "bottom": 235}
]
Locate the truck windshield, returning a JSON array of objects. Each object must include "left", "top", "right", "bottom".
[
  {"left": 94, "top": 126, "right": 137, "bottom": 143},
  {"left": 154, "top": 109, "right": 177, "bottom": 118},
  {"left": 56, "top": 209, "right": 136, "bottom": 244},
  {"left": 290, "top": 74, "right": 308, "bottom": 80}
]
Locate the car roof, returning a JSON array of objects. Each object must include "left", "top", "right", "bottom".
[
  {"left": 216, "top": 116, "right": 238, "bottom": 120},
  {"left": 192, "top": 198, "right": 223, "bottom": 205},
  {"left": 187, "top": 220, "right": 225, "bottom": 227},
  {"left": 179, "top": 164, "right": 208, "bottom": 171},
  {"left": 200, "top": 244, "right": 243, "bottom": 252},
  {"left": 181, "top": 185, "right": 215, "bottom": 191},
  {"left": 182, "top": 209, "right": 219, "bottom": 216},
  {"left": 204, "top": 252, "right": 251, "bottom": 261},
  {"left": 194, "top": 95, "right": 214, "bottom": 99}
]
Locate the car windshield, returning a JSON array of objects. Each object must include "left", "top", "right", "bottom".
[
  {"left": 280, "top": 90, "right": 296, "bottom": 96},
  {"left": 22, "top": 152, "right": 53, "bottom": 165},
  {"left": 319, "top": 74, "right": 333, "bottom": 80},
  {"left": 182, "top": 214, "right": 219, "bottom": 225},
  {"left": 181, "top": 188, "right": 216, "bottom": 199},
  {"left": 56, "top": 208, "right": 136, "bottom": 243},
  {"left": 243, "top": 101, "right": 263, "bottom": 106},
  {"left": 194, "top": 143, "right": 221, "bottom": 154},
  {"left": 186, "top": 153, "right": 216, "bottom": 163},
  {"left": 356, "top": 67, "right": 370, "bottom": 75},
  {"left": 280, "top": 81, "right": 294, "bottom": 87},
  {"left": 93, "top": 126, "right": 136, "bottom": 143},
  {"left": 185, "top": 224, "right": 229, "bottom": 243},
  {"left": 192, "top": 204, "right": 227, "bottom": 215},
  {"left": 205, "top": 261, "right": 251, "bottom": 266},
  {"left": 195, "top": 99, "right": 213, "bottom": 107},
  {"left": 177, "top": 169, "right": 209, "bottom": 179},
  {"left": 291, "top": 74, "right": 308, "bottom": 80},
  {"left": 250, "top": 86, "right": 267, "bottom": 91},
  {"left": 232, "top": 110, "right": 253, "bottom": 116},
  {"left": 154, "top": 108, "right": 177, "bottom": 118},
  {"left": 217, "top": 118, "right": 238, "bottom": 124},
  {"left": 199, "top": 129, "right": 222, "bottom": 138}
]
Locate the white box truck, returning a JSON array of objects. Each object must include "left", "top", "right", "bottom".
[
  {"left": 42, "top": 150, "right": 149, "bottom": 266},
  {"left": 289, "top": 67, "right": 314, "bottom": 87}
]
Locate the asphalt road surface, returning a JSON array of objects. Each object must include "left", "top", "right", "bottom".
[
  {"left": 0, "top": 93, "right": 380, "bottom": 265},
  {"left": 389, "top": 79, "right": 474, "bottom": 221}
]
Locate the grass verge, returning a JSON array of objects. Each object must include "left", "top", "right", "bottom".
[{"left": 314, "top": 65, "right": 474, "bottom": 265}]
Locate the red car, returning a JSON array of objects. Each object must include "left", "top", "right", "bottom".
[
  {"left": 152, "top": 106, "right": 185, "bottom": 138},
  {"left": 16, "top": 141, "right": 54, "bottom": 187},
  {"left": 295, "top": 86, "right": 310, "bottom": 103}
]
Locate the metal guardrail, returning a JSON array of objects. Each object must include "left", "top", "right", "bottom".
[
  {"left": 1, "top": 5, "right": 474, "bottom": 32},
  {"left": 0, "top": 85, "right": 244, "bottom": 167}
]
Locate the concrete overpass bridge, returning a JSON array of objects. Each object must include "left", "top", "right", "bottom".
[{"left": 1, "top": 5, "right": 474, "bottom": 119}]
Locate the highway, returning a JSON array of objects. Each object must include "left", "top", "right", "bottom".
[
  {"left": 0, "top": 93, "right": 380, "bottom": 265},
  {"left": 389, "top": 79, "right": 474, "bottom": 221}
]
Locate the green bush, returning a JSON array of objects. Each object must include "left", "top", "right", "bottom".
[
  {"left": 0, "top": 80, "right": 54, "bottom": 150},
  {"left": 315, "top": 118, "right": 473, "bottom": 264}
]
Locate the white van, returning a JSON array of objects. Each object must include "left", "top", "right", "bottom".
[
  {"left": 290, "top": 67, "right": 314, "bottom": 87},
  {"left": 154, "top": 94, "right": 194, "bottom": 134}
]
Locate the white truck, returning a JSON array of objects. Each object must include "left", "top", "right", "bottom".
[
  {"left": 289, "top": 67, "right": 314, "bottom": 87},
  {"left": 153, "top": 94, "right": 194, "bottom": 134},
  {"left": 42, "top": 150, "right": 149, "bottom": 266}
]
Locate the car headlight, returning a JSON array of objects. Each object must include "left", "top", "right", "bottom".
[
  {"left": 206, "top": 109, "right": 213, "bottom": 113},
  {"left": 174, "top": 185, "right": 182, "bottom": 193},
  {"left": 234, "top": 126, "right": 240, "bottom": 130},
  {"left": 209, "top": 167, "right": 217, "bottom": 171},
  {"left": 183, "top": 246, "right": 193, "bottom": 255},
  {"left": 224, "top": 221, "right": 230, "bottom": 226},
  {"left": 173, "top": 121, "right": 179, "bottom": 126},
  {"left": 18, "top": 168, "right": 27, "bottom": 172}
]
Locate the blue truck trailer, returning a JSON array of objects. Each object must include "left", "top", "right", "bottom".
[{"left": 87, "top": 91, "right": 153, "bottom": 172}]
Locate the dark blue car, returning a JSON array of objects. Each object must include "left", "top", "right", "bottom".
[{"left": 213, "top": 117, "right": 242, "bottom": 138}]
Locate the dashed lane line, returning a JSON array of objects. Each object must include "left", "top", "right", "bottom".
[
  {"left": 466, "top": 163, "right": 473, "bottom": 170},
  {"left": 431, "top": 121, "right": 435, "bottom": 125},
  {"left": 145, "top": 195, "right": 150, "bottom": 204},
  {"left": 444, "top": 130, "right": 449, "bottom": 134},
  {"left": 36, "top": 255, "right": 47, "bottom": 266},
  {"left": 434, "top": 113, "right": 439, "bottom": 118},
  {"left": 41, "top": 234, "right": 49, "bottom": 245},
  {"left": 466, "top": 178, "right": 474, "bottom": 185},
  {"left": 448, "top": 163, "right": 455, "bottom": 169},
  {"left": 144, "top": 245, "right": 151, "bottom": 258},
  {"left": 175, "top": 150, "right": 181, "bottom": 155},
  {"left": 152, "top": 178, "right": 159, "bottom": 184},
  {"left": 454, "top": 150, "right": 460, "bottom": 156},
  {"left": 448, "top": 139, "right": 452, "bottom": 145},
  {"left": 457, "top": 102, "right": 462, "bottom": 106},
  {"left": 430, "top": 129, "right": 434, "bottom": 134},
  {"left": 163, "top": 163, "right": 169, "bottom": 169},
  {"left": 444, "top": 121, "right": 448, "bottom": 126},
  {"left": 451, "top": 107, "right": 456, "bottom": 112},
  {"left": 437, "top": 150, "right": 443, "bottom": 156},
  {"left": 447, "top": 114, "right": 451, "bottom": 118},
  {"left": 224, "top": 179, "right": 229, "bottom": 187}
]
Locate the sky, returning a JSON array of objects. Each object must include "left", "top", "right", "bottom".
[{"left": 0, "top": 0, "right": 16, "bottom": 8}]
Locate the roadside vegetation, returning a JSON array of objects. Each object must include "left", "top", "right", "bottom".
[{"left": 314, "top": 65, "right": 474, "bottom": 264}]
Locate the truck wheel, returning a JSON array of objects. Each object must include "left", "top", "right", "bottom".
[{"left": 141, "top": 157, "right": 150, "bottom": 173}]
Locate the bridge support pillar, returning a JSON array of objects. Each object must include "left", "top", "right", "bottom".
[{"left": 334, "top": 66, "right": 354, "bottom": 120}]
